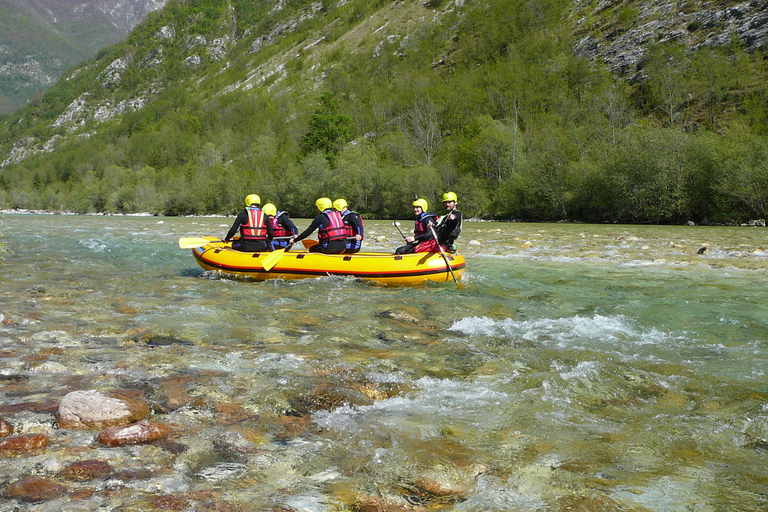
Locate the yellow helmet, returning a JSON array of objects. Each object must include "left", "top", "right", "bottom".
[
  {"left": 412, "top": 198, "right": 429, "bottom": 211},
  {"left": 315, "top": 197, "right": 333, "bottom": 210},
  {"left": 245, "top": 194, "right": 260, "bottom": 206},
  {"left": 262, "top": 203, "right": 277, "bottom": 216},
  {"left": 333, "top": 198, "right": 347, "bottom": 211},
  {"left": 441, "top": 191, "right": 458, "bottom": 203}
]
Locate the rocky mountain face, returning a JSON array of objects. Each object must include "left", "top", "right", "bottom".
[
  {"left": 0, "top": 0, "right": 167, "bottom": 114},
  {"left": 2, "top": 0, "right": 767, "bottom": 168},
  {"left": 573, "top": 0, "right": 768, "bottom": 79}
]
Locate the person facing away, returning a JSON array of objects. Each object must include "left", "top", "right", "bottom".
[
  {"left": 263, "top": 203, "right": 298, "bottom": 250},
  {"left": 333, "top": 198, "right": 364, "bottom": 254},
  {"left": 435, "top": 191, "right": 462, "bottom": 253},
  {"left": 395, "top": 198, "right": 439, "bottom": 254},
  {"left": 225, "top": 194, "right": 273, "bottom": 252},
  {"left": 289, "top": 197, "right": 348, "bottom": 254}
]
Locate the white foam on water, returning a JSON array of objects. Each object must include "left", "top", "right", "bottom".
[
  {"left": 78, "top": 238, "right": 110, "bottom": 252},
  {"left": 450, "top": 314, "right": 673, "bottom": 350},
  {"left": 313, "top": 376, "right": 510, "bottom": 435}
]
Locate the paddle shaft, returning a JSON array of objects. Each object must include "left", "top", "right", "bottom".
[
  {"left": 429, "top": 226, "right": 458, "bottom": 283},
  {"left": 393, "top": 222, "right": 407, "bottom": 240}
]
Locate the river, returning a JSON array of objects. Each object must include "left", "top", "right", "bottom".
[{"left": 0, "top": 213, "right": 766, "bottom": 511}]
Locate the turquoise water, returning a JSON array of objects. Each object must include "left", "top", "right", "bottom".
[{"left": 0, "top": 213, "right": 766, "bottom": 511}]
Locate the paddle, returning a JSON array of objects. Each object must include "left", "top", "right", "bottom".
[
  {"left": 429, "top": 226, "right": 458, "bottom": 283},
  {"left": 393, "top": 221, "right": 407, "bottom": 240},
  {"left": 178, "top": 237, "right": 225, "bottom": 249},
  {"left": 261, "top": 243, "right": 293, "bottom": 271},
  {"left": 301, "top": 239, "right": 319, "bottom": 249}
]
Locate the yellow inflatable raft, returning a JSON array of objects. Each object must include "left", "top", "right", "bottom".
[{"left": 188, "top": 237, "right": 465, "bottom": 285}]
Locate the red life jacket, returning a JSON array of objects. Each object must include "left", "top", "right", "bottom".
[
  {"left": 342, "top": 210, "right": 364, "bottom": 239},
  {"left": 318, "top": 210, "right": 347, "bottom": 242},
  {"left": 271, "top": 212, "right": 294, "bottom": 238},
  {"left": 241, "top": 207, "right": 268, "bottom": 240},
  {"left": 414, "top": 212, "right": 438, "bottom": 238}
]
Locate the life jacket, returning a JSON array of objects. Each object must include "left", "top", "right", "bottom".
[
  {"left": 271, "top": 211, "right": 295, "bottom": 238},
  {"left": 341, "top": 210, "right": 364, "bottom": 239},
  {"left": 414, "top": 212, "right": 438, "bottom": 238},
  {"left": 318, "top": 209, "right": 347, "bottom": 242},
  {"left": 240, "top": 207, "right": 268, "bottom": 240}
]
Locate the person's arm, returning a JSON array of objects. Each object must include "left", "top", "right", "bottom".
[
  {"left": 292, "top": 215, "right": 323, "bottom": 242},
  {"left": 265, "top": 215, "right": 273, "bottom": 241},
  {"left": 349, "top": 213, "right": 363, "bottom": 239},
  {"left": 414, "top": 216, "right": 436, "bottom": 241},
  {"left": 225, "top": 211, "right": 246, "bottom": 241},
  {"left": 281, "top": 214, "right": 299, "bottom": 235}
]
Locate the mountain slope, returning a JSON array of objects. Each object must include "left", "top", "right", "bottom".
[
  {"left": 0, "top": 0, "right": 167, "bottom": 114},
  {"left": 0, "top": 0, "right": 767, "bottom": 223}
]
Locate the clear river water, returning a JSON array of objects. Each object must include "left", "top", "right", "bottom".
[{"left": 0, "top": 213, "right": 766, "bottom": 511}]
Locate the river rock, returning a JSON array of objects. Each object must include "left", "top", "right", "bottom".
[
  {"left": 0, "top": 417, "right": 13, "bottom": 436},
  {"left": 59, "top": 459, "right": 113, "bottom": 480},
  {"left": 56, "top": 390, "right": 150, "bottom": 429},
  {"left": 0, "top": 433, "right": 49, "bottom": 453},
  {"left": 5, "top": 476, "right": 67, "bottom": 502},
  {"left": 96, "top": 420, "right": 171, "bottom": 447},
  {"left": 214, "top": 402, "right": 258, "bottom": 425}
]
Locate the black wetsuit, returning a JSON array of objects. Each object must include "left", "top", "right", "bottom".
[
  {"left": 225, "top": 209, "right": 274, "bottom": 252},
  {"left": 293, "top": 212, "right": 347, "bottom": 254},
  {"left": 436, "top": 209, "right": 462, "bottom": 251}
]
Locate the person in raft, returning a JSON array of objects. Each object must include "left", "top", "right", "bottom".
[
  {"left": 435, "top": 191, "right": 462, "bottom": 253},
  {"left": 395, "top": 198, "right": 439, "bottom": 254},
  {"left": 289, "top": 197, "right": 348, "bottom": 254},
  {"left": 262, "top": 203, "right": 298, "bottom": 250},
  {"left": 333, "top": 198, "right": 364, "bottom": 254},
  {"left": 224, "top": 194, "right": 273, "bottom": 252}
]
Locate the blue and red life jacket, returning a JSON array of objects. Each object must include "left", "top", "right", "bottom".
[
  {"left": 241, "top": 207, "right": 268, "bottom": 240},
  {"left": 318, "top": 209, "right": 347, "bottom": 242},
  {"left": 414, "top": 211, "right": 438, "bottom": 238},
  {"left": 271, "top": 211, "right": 295, "bottom": 238}
]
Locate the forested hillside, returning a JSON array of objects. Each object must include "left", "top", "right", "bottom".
[
  {"left": 1, "top": 0, "right": 767, "bottom": 224},
  {"left": 0, "top": 0, "right": 167, "bottom": 114}
]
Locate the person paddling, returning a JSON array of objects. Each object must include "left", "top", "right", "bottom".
[
  {"left": 333, "top": 198, "right": 364, "bottom": 254},
  {"left": 395, "top": 198, "right": 439, "bottom": 254},
  {"left": 435, "top": 191, "right": 462, "bottom": 253},
  {"left": 225, "top": 194, "right": 273, "bottom": 252},
  {"left": 289, "top": 197, "right": 347, "bottom": 254},
  {"left": 263, "top": 203, "right": 298, "bottom": 250}
]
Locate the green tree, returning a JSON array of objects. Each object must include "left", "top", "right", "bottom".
[{"left": 300, "top": 91, "right": 352, "bottom": 167}]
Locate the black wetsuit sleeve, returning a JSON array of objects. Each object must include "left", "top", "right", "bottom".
[
  {"left": 348, "top": 213, "right": 363, "bottom": 237},
  {"left": 414, "top": 216, "right": 437, "bottom": 242},
  {"left": 280, "top": 214, "right": 299, "bottom": 235},
  {"left": 293, "top": 214, "right": 324, "bottom": 242},
  {"left": 225, "top": 211, "right": 248, "bottom": 241}
]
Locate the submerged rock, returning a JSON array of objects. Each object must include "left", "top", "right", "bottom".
[
  {"left": 0, "top": 433, "right": 49, "bottom": 453},
  {"left": 0, "top": 417, "right": 13, "bottom": 436},
  {"left": 59, "top": 459, "right": 113, "bottom": 481},
  {"left": 5, "top": 476, "right": 66, "bottom": 502},
  {"left": 96, "top": 420, "right": 171, "bottom": 447},
  {"left": 56, "top": 390, "right": 150, "bottom": 429}
]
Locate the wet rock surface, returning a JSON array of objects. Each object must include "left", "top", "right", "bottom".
[
  {"left": 0, "top": 433, "right": 49, "bottom": 453},
  {"left": 96, "top": 420, "right": 171, "bottom": 447},
  {"left": 5, "top": 476, "right": 67, "bottom": 502},
  {"left": 56, "top": 390, "right": 150, "bottom": 429}
]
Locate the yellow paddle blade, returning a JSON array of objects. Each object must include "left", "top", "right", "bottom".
[
  {"left": 261, "top": 248, "right": 286, "bottom": 271},
  {"left": 301, "top": 239, "right": 318, "bottom": 249},
  {"left": 179, "top": 237, "right": 215, "bottom": 249}
]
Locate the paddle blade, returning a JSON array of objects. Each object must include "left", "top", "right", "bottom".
[
  {"left": 261, "top": 249, "right": 285, "bottom": 271},
  {"left": 179, "top": 237, "right": 214, "bottom": 249},
  {"left": 301, "top": 239, "right": 319, "bottom": 249}
]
